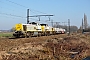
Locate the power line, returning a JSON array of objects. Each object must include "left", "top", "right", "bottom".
[
  {"left": 1, "top": 0, "right": 51, "bottom": 22},
  {"left": 0, "top": 15, "right": 26, "bottom": 20},
  {"left": 30, "top": 9, "right": 47, "bottom": 14},
  {"left": 5, "top": 0, "right": 28, "bottom": 8},
  {"left": 0, "top": 1, "right": 25, "bottom": 15},
  {"left": 0, "top": 1, "right": 27, "bottom": 20},
  {"left": 0, "top": 12, "right": 47, "bottom": 22},
  {"left": 0, "top": 0, "right": 54, "bottom": 23},
  {"left": 0, "top": 12, "right": 26, "bottom": 18},
  {"left": 0, "top": 13, "right": 40, "bottom": 21},
  {"left": 0, "top": 0, "right": 18, "bottom": 8},
  {"left": 5, "top": 0, "right": 47, "bottom": 14},
  {"left": 0, "top": 6, "right": 25, "bottom": 14}
]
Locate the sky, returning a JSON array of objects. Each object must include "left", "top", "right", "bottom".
[{"left": 0, "top": 0, "right": 90, "bottom": 30}]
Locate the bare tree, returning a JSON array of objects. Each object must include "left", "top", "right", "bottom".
[{"left": 84, "top": 13, "right": 88, "bottom": 29}]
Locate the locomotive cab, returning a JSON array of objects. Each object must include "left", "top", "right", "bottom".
[
  {"left": 40, "top": 24, "right": 50, "bottom": 35},
  {"left": 13, "top": 24, "right": 27, "bottom": 38}
]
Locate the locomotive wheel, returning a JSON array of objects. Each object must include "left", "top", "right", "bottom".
[
  {"left": 26, "top": 32, "right": 31, "bottom": 38},
  {"left": 38, "top": 32, "right": 41, "bottom": 37}
]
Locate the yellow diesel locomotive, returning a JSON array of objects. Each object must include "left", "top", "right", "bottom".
[{"left": 13, "top": 22, "right": 56, "bottom": 38}]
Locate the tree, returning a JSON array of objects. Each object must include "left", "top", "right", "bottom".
[{"left": 84, "top": 13, "right": 88, "bottom": 29}]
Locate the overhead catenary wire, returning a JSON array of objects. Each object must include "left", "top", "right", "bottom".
[
  {"left": 0, "top": 0, "right": 26, "bottom": 14},
  {"left": 5, "top": 0, "right": 28, "bottom": 8},
  {"left": 0, "top": 14, "right": 26, "bottom": 19},
  {"left": 0, "top": 0, "right": 55, "bottom": 23},
  {"left": 0, "top": 12, "right": 26, "bottom": 18},
  {"left": 5, "top": 0, "right": 47, "bottom": 14},
  {"left": 30, "top": 9, "right": 47, "bottom": 14},
  {"left": 0, "top": 13, "right": 39, "bottom": 21},
  {"left": 0, "top": 6, "right": 25, "bottom": 14},
  {"left": 1, "top": 0, "right": 54, "bottom": 18},
  {"left": 0, "top": 0, "right": 49, "bottom": 22}
]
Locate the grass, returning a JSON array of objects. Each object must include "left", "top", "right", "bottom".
[{"left": 0, "top": 32, "right": 13, "bottom": 38}]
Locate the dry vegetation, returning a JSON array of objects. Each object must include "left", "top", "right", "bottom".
[{"left": 0, "top": 33, "right": 90, "bottom": 60}]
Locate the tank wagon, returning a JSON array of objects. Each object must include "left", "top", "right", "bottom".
[
  {"left": 13, "top": 22, "right": 66, "bottom": 38},
  {"left": 55, "top": 28, "right": 66, "bottom": 34}
]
